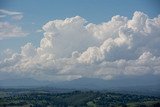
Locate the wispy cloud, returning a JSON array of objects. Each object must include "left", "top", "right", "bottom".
[
  {"left": 0, "top": 15, "right": 6, "bottom": 18},
  {"left": 0, "top": 9, "right": 22, "bottom": 15},
  {"left": 36, "top": 29, "right": 43, "bottom": 33},
  {"left": 0, "top": 9, "right": 23, "bottom": 20},
  {"left": 0, "top": 22, "right": 28, "bottom": 40},
  {"left": 0, "top": 9, "right": 27, "bottom": 39}
]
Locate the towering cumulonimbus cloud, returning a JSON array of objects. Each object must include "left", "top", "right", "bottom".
[{"left": 0, "top": 11, "right": 160, "bottom": 81}]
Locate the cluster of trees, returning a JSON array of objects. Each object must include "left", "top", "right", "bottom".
[{"left": 0, "top": 90, "right": 160, "bottom": 107}]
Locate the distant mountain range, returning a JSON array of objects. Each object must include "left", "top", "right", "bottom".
[
  {"left": 0, "top": 78, "right": 50, "bottom": 87},
  {"left": 50, "top": 76, "right": 160, "bottom": 89},
  {"left": 0, "top": 75, "right": 160, "bottom": 96}
]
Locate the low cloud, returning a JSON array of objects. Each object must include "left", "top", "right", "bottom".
[{"left": 0, "top": 11, "right": 160, "bottom": 81}]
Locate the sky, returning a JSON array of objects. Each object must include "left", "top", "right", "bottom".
[
  {"left": 0, "top": 0, "right": 160, "bottom": 51},
  {"left": 0, "top": 0, "right": 160, "bottom": 82}
]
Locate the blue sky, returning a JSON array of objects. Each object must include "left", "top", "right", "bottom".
[
  {"left": 0, "top": 0, "right": 160, "bottom": 52},
  {"left": 0, "top": 0, "right": 160, "bottom": 81}
]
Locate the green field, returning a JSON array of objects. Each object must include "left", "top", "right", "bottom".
[{"left": 0, "top": 88, "right": 160, "bottom": 107}]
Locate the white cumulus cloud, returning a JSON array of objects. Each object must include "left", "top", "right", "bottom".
[{"left": 0, "top": 11, "right": 160, "bottom": 81}]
